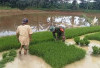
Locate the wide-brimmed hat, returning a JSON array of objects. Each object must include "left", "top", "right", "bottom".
[
  {"left": 50, "top": 26, "right": 55, "bottom": 32},
  {"left": 22, "top": 18, "right": 28, "bottom": 24}
]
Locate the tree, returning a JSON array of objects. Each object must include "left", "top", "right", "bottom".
[
  {"left": 94, "top": 0, "right": 100, "bottom": 10},
  {"left": 9, "top": 0, "right": 19, "bottom": 8},
  {"left": 71, "top": 0, "right": 79, "bottom": 10},
  {"left": 79, "top": 0, "right": 87, "bottom": 9},
  {"left": 0, "top": 0, "right": 10, "bottom": 6},
  {"left": 17, "top": 0, "right": 29, "bottom": 10}
]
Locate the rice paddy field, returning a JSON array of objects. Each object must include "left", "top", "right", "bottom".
[
  {"left": 0, "top": 9, "right": 100, "bottom": 68},
  {"left": 0, "top": 26, "right": 100, "bottom": 68}
]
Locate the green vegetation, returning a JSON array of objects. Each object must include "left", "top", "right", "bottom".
[
  {"left": 65, "top": 26, "right": 100, "bottom": 39},
  {"left": 0, "top": 26, "right": 100, "bottom": 52},
  {"left": 0, "top": 49, "right": 17, "bottom": 68},
  {"left": 74, "top": 37, "right": 90, "bottom": 46},
  {"left": 74, "top": 37, "right": 80, "bottom": 45},
  {"left": 31, "top": 31, "right": 53, "bottom": 44},
  {"left": 0, "top": 6, "right": 16, "bottom": 10},
  {"left": 86, "top": 32, "right": 100, "bottom": 41},
  {"left": 29, "top": 41, "right": 86, "bottom": 68},
  {"left": 83, "top": 37, "right": 90, "bottom": 46},
  {"left": 92, "top": 46, "right": 100, "bottom": 55},
  {"left": 0, "top": 0, "right": 100, "bottom": 10},
  {"left": 0, "top": 36, "right": 20, "bottom": 52},
  {"left": 1, "top": 26, "right": 99, "bottom": 68}
]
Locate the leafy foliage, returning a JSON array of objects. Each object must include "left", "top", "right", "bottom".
[{"left": 0, "top": 0, "right": 100, "bottom": 10}]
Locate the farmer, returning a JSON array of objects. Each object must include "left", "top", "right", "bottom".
[
  {"left": 49, "top": 25, "right": 66, "bottom": 42},
  {"left": 16, "top": 18, "right": 33, "bottom": 55}
]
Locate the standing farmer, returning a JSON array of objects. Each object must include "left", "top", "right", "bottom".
[
  {"left": 16, "top": 18, "right": 33, "bottom": 55},
  {"left": 50, "top": 25, "right": 66, "bottom": 42}
]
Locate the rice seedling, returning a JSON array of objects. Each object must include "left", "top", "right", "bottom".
[
  {"left": 92, "top": 46, "right": 100, "bottom": 55},
  {"left": 0, "top": 26, "right": 100, "bottom": 52},
  {"left": 74, "top": 37, "right": 80, "bottom": 45},
  {"left": 83, "top": 37, "right": 90, "bottom": 46},
  {"left": 0, "top": 49, "right": 17, "bottom": 68},
  {"left": 65, "top": 26, "right": 100, "bottom": 39},
  {"left": 74, "top": 37, "right": 90, "bottom": 46},
  {"left": 86, "top": 32, "right": 100, "bottom": 41},
  {"left": 29, "top": 41, "right": 86, "bottom": 68},
  {"left": 0, "top": 36, "right": 20, "bottom": 52}
]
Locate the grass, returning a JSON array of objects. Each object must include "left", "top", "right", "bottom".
[
  {"left": 83, "top": 10, "right": 100, "bottom": 13},
  {"left": 85, "top": 32, "right": 100, "bottom": 41},
  {"left": 29, "top": 41, "right": 86, "bottom": 68},
  {"left": 0, "top": 49, "right": 17, "bottom": 68},
  {"left": 0, "top": 6, "right": 17, "bottom": 10}
]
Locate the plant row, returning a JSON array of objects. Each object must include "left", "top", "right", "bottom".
[
  {"left": 74, "top": 37, "right": 90, "bottom": 46},
  {"left": 29, "top": 41, "right": 86, "bottom": 68},
  {"left": 0, "top": 26, "right": 100, "bottom": 52},
  {"left": 65, "top": 26, "right": 100, "bottom": 39},
  {"left": 86, "top": 32, "right": 100, "bottom": 41},
  {"left": 0, "top": 49, "right": 17, "bottom": 68}
]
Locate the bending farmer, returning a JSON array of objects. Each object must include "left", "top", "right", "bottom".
[
  {"left": 16, "top": 18, "right": 33, "bottom": 55},
  {"left": 50, "top": 25, "right": 66, "bottom": 42}
]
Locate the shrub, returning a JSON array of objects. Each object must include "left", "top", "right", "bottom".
[
  {"left": 74, "top": 37, "right": 80, "bottom": 45},
  {"left": 29, "top": 41, "right": 86, "bottom": 68}
]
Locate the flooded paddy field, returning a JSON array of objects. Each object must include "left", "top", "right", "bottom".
[
  {"left": 0, "top": 10, "right": 100, "bottom": 36},
  {"left": 0, "top": 10, "right": 100, "bottom": 68},
  {"left": 65, "top": 37, "right": 100, "bottom": 68}
]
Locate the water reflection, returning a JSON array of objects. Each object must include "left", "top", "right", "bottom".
[{"left": 0, "top": 13, "right": 98, "bottom": 37}]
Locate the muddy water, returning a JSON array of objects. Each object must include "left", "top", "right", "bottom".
[
  {"left": 5, "top": 55, "right": 51, "bottom": 68},
  {"left": 0, "top": 40, "right": 99, "bottom": 68},
  {"left": 0, "top": 12, "right": 94, "bottom": 36},
  {"left": 0, "top": 50, "right": 51, "bottom": 68},
  {"left": 65, "top": 38, "right": 100, "bottom": 68}
]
